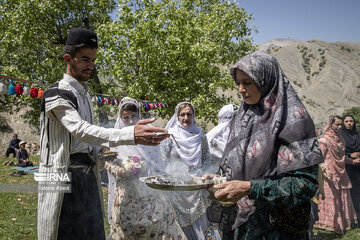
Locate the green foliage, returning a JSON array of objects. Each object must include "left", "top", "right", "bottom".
[
  {"left": 341, "top": 45, "right": 352, "bottom": 52},
  {"left": 0, "top": 0, "right": 255, "bottom": 127},
  {"left": 301, "top": 48, "right": 311, "bottom": 74},
  {"left": 318, "top": 54, "right": 327, "bottom": 71},
  {"left": 311, "top": 71, "right": 319, "bottom": 76},
  {"left": 0, "top": 94, "right": 41, "bottom": 132},
  {"left": 0, "top": 114, "right": 7, "bottom": 129},
  {"left": 292, "top": 80, "right": 302, "bottom": 88},
  {"left": 343, "top": 107, "right": 360, "bottom": 130},
  {"left": 299, "top": 46, "right": 308, "bottom": 53},
  {"left": 0, "top": 95, "right": 23, "bottom": 129},
  {"left": 21, "top": 98, "right": 43, "bottom": 133},
  {"left": 0, "top": 0, "right": 116, "bottom": 129},
  {"left": 313, "top": 228, "right": 360, "bottom": 239},
  {"left": 98, "top": 0, "right": 255, "bottom": 123},
  {"left": 273, "top": 47, "right": 281, "bottom": 52},
  {"left": 318, "top": 48, "right": 326, "bottom": 56},
  {"left": 305, "top": 98, "right": 320, "bottom": 107}
]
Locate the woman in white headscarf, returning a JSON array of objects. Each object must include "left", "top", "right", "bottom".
[
  {"left": 207, "top": 104, "right": 238, "bottom": 161},
  {"left": 105, "top": 97, "right": 185, "bottom": 240},
  {"left": 161, "top": 102, "right": 221, "bottom": 240}
]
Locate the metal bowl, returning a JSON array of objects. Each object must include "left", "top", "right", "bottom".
[{"left": 140, "top": 175, "right": 214, "bottom": 191}]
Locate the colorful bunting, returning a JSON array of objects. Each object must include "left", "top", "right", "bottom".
[
  {"left": 23, "top": 83, "right": 30, "bottom": 96},
  {"left": 0, "top": 75, "right": 167, "bottom": 110},
  {"left": 38, "top": 87, "right": 44, "bottom": 98},
  {"left": 30, "top": 87, "right": 38, "bottom": 98},
  {"left": 8, "top": 80, "right": 16, "bottom": 95},
  {"left": 15, "top": 83, "right": 24, "bottom": 96}
]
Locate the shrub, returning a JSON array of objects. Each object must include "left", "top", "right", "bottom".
[
  {"left": 273, "top": 47, "right": 280, "bottom": 52},
  {"left": 0, "top": 115, "right": 8, "bottom": 129},
  {"left": 293, "top": 80, "right": 302, "bottom": 88}
]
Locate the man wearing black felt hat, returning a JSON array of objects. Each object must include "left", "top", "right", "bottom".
[{"left": 37, "top": 28, "right": 169, "bottom": 240}]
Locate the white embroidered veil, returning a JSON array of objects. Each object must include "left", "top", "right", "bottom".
[
  {"left": 165, "top": 102, "right": 203, "bottom": 168},
  {"left": 206, "top": 104, "right": 237, "bottom": 159},
  {"left": 107, "top": 97, "right": 163, "bottom": 224}
]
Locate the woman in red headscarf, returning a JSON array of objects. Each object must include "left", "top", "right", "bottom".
[{"left": 315, "top": 115, "right": 357, "bottom": 234}]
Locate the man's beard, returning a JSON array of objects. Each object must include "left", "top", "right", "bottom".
[
  {"left": 70, "top": 63, "right": 91, "bottom": 82},
  {"left": 74, "top": 73, "right": 89, "bottom": 82}
]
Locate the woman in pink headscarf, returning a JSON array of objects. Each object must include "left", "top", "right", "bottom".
[{"left": 315, "top": 115, "right": 357, "bottom": 234}]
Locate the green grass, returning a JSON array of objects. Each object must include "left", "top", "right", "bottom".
[
  {"left": 0, "top": 156, "right": 110, "bottom": 239},
  {"left": 314, "top": 228, "right": 360, "bottom": 240},
  {"left": 1, "top": 156, "right": 360, "bottom": 239}
]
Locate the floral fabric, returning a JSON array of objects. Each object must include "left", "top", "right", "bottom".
[
  {"left": 106, "top": 97, "right": 185, "bottom": 239},
  {"left": 105, "top": 161, "right": 186, "bottom": 240},
  {"left": 222, "top": 167, "right": 318, "bottom": 240},
  {"left": 218, "top": 52, "right": 323, "bottom": 230},
  {"left": 315, "top": 122, "right": 357, "bottom": 234}
]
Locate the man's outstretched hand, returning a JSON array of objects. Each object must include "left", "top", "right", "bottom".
[{"left": 134, "top": 118, "right": 170, "bottom": 145}]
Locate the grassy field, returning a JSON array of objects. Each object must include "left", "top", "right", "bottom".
[
  {"left": 0, "top": 156, "right": 109, "bottom": 240},
  {"left": 0, "top": 156, "right": 360, "bottom": 239}
]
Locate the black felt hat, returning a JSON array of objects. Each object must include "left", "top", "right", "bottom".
[{"left": 66, "top": 28, "right": 98, "bottom": 48}]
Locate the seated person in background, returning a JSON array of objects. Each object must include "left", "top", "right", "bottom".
[
  {"left": 6, "top": 134, "right": 21, "bottom": 158},
  {"left": 16, "top": 141, "right": 33, "bottom": 167}
]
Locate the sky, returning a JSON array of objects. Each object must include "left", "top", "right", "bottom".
[
  {"left": 238, "top": 0, "right": 360, "bottom": 44},
  {"left": 110, "top": 0, "right": 360, "bottom": 45}
]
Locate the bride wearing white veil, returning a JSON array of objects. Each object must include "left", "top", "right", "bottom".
[
  {"left": 105, "top": 97, "right": 185, "bottom": 240},
  {"left": 161, "top": 102, "right": 221, "bottom": 240}
]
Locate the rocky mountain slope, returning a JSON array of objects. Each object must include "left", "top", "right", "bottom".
[
  {"left": 263, "top": 39, "right": 360, "bottom": 127},
  {"left": 258, "top": 38, "right": 305, "bottom": 52}
]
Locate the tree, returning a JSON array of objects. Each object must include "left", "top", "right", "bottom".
[
  {"left": 0, "top": 0, "right": 116, "bottom": 131},
  {"left": 343, "top": 107, "right": 360, "bottom": 130},
  {"left": 98, "top": 0, "right": 255, "bottom": 123}
]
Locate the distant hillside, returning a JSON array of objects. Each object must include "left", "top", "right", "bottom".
[
  {"left": 258, "top": 38, "right": 304, "bottom": 52},
  {"left": 262, "top": 39, "right": 360, "bottom": 128}
]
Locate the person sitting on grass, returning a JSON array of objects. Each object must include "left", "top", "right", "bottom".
[
  {"left": 16, "top": 141, "right": 33, "bottom": 167},
  {"left": 6, "top": 133, "right": 21, "bottom": 158}
]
